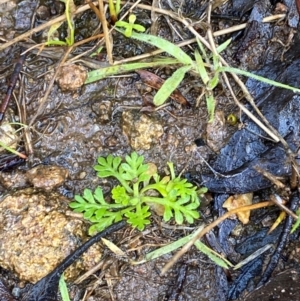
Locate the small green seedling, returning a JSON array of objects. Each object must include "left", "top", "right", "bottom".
[
  {"left": 194, "top": 38, "right": 229, "bottom": 122},
  {"left": 115, "top": 14, "right": 145, "bottom": 37},
  {"left": 46, "top": 0, "right": 75, "bottom": 46},
  {"left": 90, "top": 46, "right": 103, "bottom": 58},
  {"left": 70, "top": 152, "right": 205, "bottom": 234},
  {"left": 109, "top": 0, "right": 121, "bottom": 23},
  {"left": 291, "top": 209, "right": 300, "bottom": 233},
  {"left": 59, "top": 274, "right": 70, "bottom": 301}
]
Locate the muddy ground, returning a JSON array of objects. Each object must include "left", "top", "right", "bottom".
[{"left": 1, "top": 0, "right": 300, "bottom": 300}]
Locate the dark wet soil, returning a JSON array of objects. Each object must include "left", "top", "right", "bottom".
[{"left": 1, "top": 0, "right": 300, "bottom": 300}]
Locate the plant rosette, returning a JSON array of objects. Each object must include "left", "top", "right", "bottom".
[{"left": 70, "top": 152, "right": 206, "bottom": 234}]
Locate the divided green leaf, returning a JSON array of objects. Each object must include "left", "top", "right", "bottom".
[{"left": 70, "top": 152, "right": 204, "bottom": 234}]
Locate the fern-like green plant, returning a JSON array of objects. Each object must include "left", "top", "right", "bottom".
[{"left": 70, "top": 152, "right": 206, "bottom": 234}]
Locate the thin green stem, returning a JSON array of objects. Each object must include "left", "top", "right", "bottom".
[
  {"left": 140, "top": 184, "right": 166, "bottom": 197},
  {"left": 65, "top": 0, "right": 74, "bottom": 45},
  {"left": 114, "top": 176, "right": 133, "bottom": 194},
  {"left": 141, "top": 196, "right": 170, "bottom": 205},
  {"left": 120, "top": 206, "right": 135, "bottom": 215},
  {"left": 220, "top": 66, "right": 300, "bottom": 93},
  {"left": 133, "top": 182, "right": 140, "bottom": 197},
  {"left": 0, "top": 141, "right": 27, "bottom": 159},
  {"left": 115, "top": 0, "right": 121, "bottom": 14}
]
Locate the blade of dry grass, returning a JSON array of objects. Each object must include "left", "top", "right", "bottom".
[{"left": 98, "top": 0, "right": 113, "bottom": 64}]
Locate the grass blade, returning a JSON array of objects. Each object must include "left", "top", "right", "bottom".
[
  {"left": 196, "top": 38, "right": 208, "bottom": 60},
  {"left": 132, "top": 225, "right": 232, "bottom": 269},
  {"left": 216, "top": 38, "right": 232, "bottom": 54},
  {"left": 0, "top": 141, "right": 27, "bottom": 159},
  {"left": 133, "top": 226, "right": 204, "bottom": 264},
  {"left": 153, "top": 65, "right": 191, "bottom": 106},
  {"left": 85, "top": 59, "right": 180, "bottom": 83},
  {"left": 221, "top": 66, "right": 300, "bottom": 93},
  {"left": 194, "top": 240, "right": 233, "bottom": 269},
  {"left": 117, "top": 29, "right": 193, "bottom": 65},
  {"left": 59, "top": 274, "right": 70, "bottom": 301},
  {"left": 195, "top": 50, "right": 209, "bottom": 85},
  {"left": 291, "top": 209, "right": 300, "bottom": 233},
  {"left": 206, "top": 94, "right": 216, "bottom": 123}
]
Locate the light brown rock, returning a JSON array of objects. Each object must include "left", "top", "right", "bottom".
[
  {"left": 0, "top": 188, "right": 102, "bottom": 283},
  {"left": 122, "top": 111, "right": 163, "bottom": 150},
  {"left": 57, "top": 64, "right": 87, "bottom": 92}
]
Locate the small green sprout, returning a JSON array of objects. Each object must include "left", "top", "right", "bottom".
[
  {"left": 59, "top": 274, "right": 70, "bottom": 301},
  {"left": 90, "top": 46, "right": 103, "bottom": 58},
  {"left": 109, "top": 0, "right": 121, "bottom": 23},
  {"left": 115, "top": 14, "right": 146, "bottom": 37},
  {"left": 291, "top": 209, "right": 300, "bottom": 233},
  {"left": 46, "top": 0, "right": 75, "bottom": 46},
  {"left": 70, "top": 152, "right": 205, "bottom": 234}
]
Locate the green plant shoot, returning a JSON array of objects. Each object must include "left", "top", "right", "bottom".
[
  {"left": 46, "top": 0, "right": 75, "bottom": 46},
  {"left": 109, "top": 0, "right": 121, "bottom": 23},
  {"left": 70, "top": 152, "right": 205, "bottom": 234},
  {"left": 115, "top": 14, "right": 146, "bottom": 37},
  {"left": 153, "top": 65, "right": 192, "bottom": 106},
  {"left": 85, "top": 59, "right": 180, "bottom": 83},
  {"left": 291, "top": 209, "right": 300, "bottom": 233},
  {"left": 90, "top": 46, "right": 103, "bottom": 57},
  {"left": 59, "top": 274, "right": 70, "bottom": 301}
]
